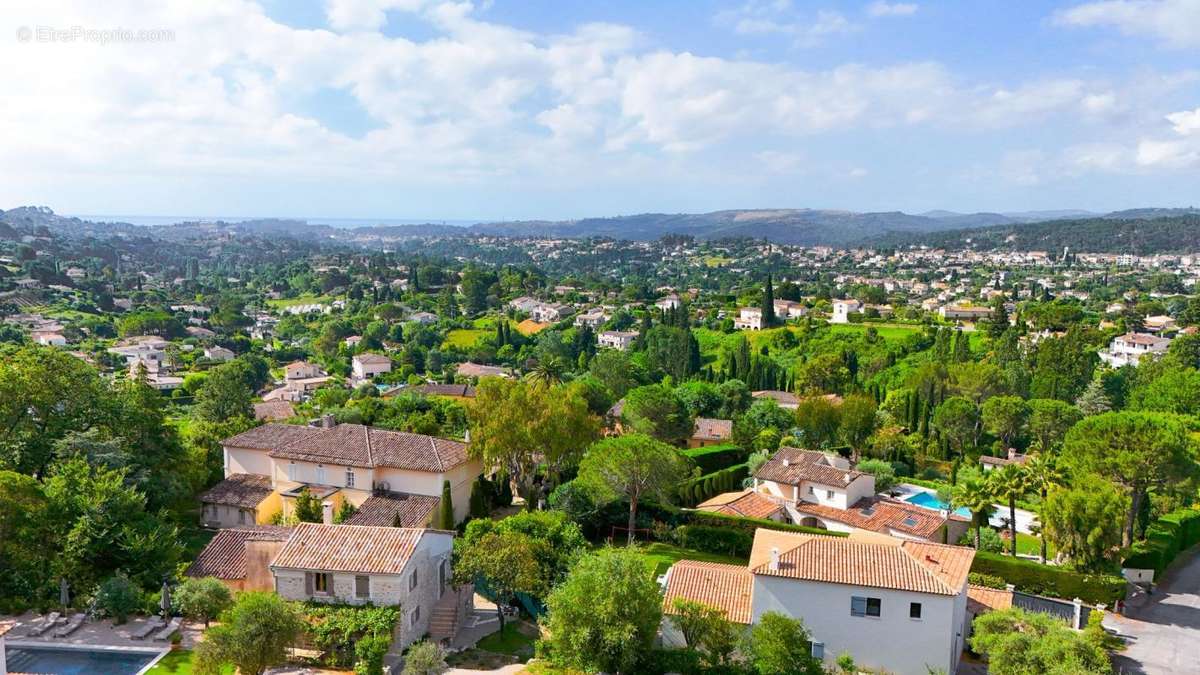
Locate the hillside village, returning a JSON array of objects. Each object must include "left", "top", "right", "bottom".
[{"left": 1, "top": 214, "right": 1199, "bottom": 675}]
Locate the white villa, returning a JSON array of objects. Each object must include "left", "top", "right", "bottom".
[
  {"left": 598, "top": 330, "right": 638, "bottom": 350},
  {"left": 1099, "top": 332, "right": 1171, "bottom": 367},
  {"left": 352, "top": 353, "right": 393, "bottom": 384},
  {"left": 662, "top": 528, "right": 975, "bottom": 675},
  {"left": 831, "top": 300, "right": 862, "bottom": 324},
  {"left": 752, "top": 448, "right": 967, "bottom": 543},
  {"left": 733, "top": 307, "right": 764, "bottom": 330}
]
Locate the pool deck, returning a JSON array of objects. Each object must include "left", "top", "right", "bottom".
[{"left": 1, "top": 612, "right": 206, "bottom": 673}]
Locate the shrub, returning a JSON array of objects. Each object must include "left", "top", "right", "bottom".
[
  {"left": 1122, "top": 508, "right": 1200, "bottom": 578},
  {"left": 968, "top": 572, "right": 1007, "bottom": 589},
  {"left": 95, "top": 573, "right": 142, "bottom": 624},
  {"left": 856, "top": 459, "right": 896, "bottom": 492},
  {"left": 401, "top": 640, "right": 447, "bottom": 675},
  {"left": 355, "top": 634, "right": 391, "bottom": 675},
  {"left": 174, "top": 576, "right": 233, "bottom": 627},
  {"left": 958, "top": 527, "right": 1005, "bottom": 553},
  {"left": 970, "top": 552, "right": 1126, "bottom": 606},
  {"left": 304, "top": 603, "right": 402, "bottom": 668},
  {"left": 673, "top": 525, "right": 754, "bottom": 557},
  {"left": 680, "top": 444, "right": 747, "bottom": 474}
]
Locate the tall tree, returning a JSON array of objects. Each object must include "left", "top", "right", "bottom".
[
  {"left": 1023, "top": 453, "right": 1064, "bottom": 564},
  {"left": 195, "top": 361, "right": 254, "bottom": 422},
  {"left": 931, "top": 396, "right": 981, "bottom": 458},
  {"left": 1026, "top": 399, "right": 1081, "bottom": 453},
  {"left": 981, "top": 396, "right": 1029, "bottom": 449},
  {"left": 991, "top": 464, "right": 1029, "bottom": 556},
  {"left": 1060, "top": 411, "right": 1196, "bottom": 547},
  {"left": 577, "top": 434, "right": 691, "bottom": 543},
  {"left": 468, "top": 379, "right": 600, "bottom": 510},
  {"left": 1040, "top": 476, "right": 1127, "bottom": 572},
  {"left": 741, "top": 611, "right": 826, "bottom": 675},
  {"left": 1074, "top": 379, "right": 1112, "bottom": 416},
  {"left": 761, "top": 274, "right": 777, "bottom": 328},
  {"left": 454, "top": 530, "right": 545, "bottom": 628},
  {"left": 837, "top": 394, "right": 877, "bottom": 462},
  {"left": 953, "top": 477, "right": 996, "bottom": 550},
  {"left": 621, "top": 384, "right": 692, "bottom": 445}
]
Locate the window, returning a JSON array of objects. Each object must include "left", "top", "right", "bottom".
[
  {"left": 826, "top": 490, "right": 835, "bottom": 500},
  {"left": 345, "top": 469, "right": 355, "bottom": 488},
  {"left": 356, "top": 575, "right": 370, "bottom": 599},
  {"left": 807, "top": 486, "right": 815, "bottom": 495},
  {"left": 850, "top": 596, "right": 881, "bottom": 617},
  {"left": 238, "top": 509, "right": 247, "bottom": 525},
  {"left": 409, "top": 569, "right": 419, "bottom": 590},
  {"left": 410, "top": 606, "right": 421, "bottom": 628},
  {"left": 313, "top": 572, "right": 330, "bottom": 594},
  {"left": 287, "top": 461, "right": 297, "bottom": 481},
  {"left": 316, "top": 464, "right": 326, "bottom": 484},
  {"left": 909, "top": 602, "right": 922, "bottom": 619}
]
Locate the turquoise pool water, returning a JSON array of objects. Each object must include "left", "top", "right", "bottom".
[
  {"left": 5, "top": 645, "right": 161, "bottom": 674},
  {"left": 904, "top": 490, "right": 972, "bottom": 519}
]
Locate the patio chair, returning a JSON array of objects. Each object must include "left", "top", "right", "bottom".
[
  {"left": 130, "top": 617, "right": 165, "bottom": 640},
  {"left": 52, "top": 613, "right": 86, "bottom": 638},
  {"left": 25, "top": 611, "right": 61, "bottom": 637},
  {"left": 153, "top": 617, "right": 181, "bottom": 641}
]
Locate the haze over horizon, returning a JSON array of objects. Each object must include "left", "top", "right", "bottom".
[{"left": 3, "top": 0, "right": 1199, "bottom": 220}]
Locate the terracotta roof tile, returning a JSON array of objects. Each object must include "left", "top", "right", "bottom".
[
  {"left": 968, "top": 585, "right": 1014, "bottom": 614},
  {"left": 249, "top": 423, "right": 472, "bottom": 473},
  {"left": 749, "top": 528, "right": 974, "bottom": 596},
  {"left": 271, "top": 523, "right": 437, "bottom": 575},
  {"left": 223, "top": 423, "right": 321, "bottom": 450},
  {"left": 697, "top": 491, "right": 783, "bottom": 520},
  {"left": 369, "top": 428, "right": 470, "bottom": 473},
  {"left": 254, "top": 401, "right": 296, "bottom": 421},
  {"left": 793, "top": 496, "right": 948, "bottom": 539},
  {"left": 662, "top": 561, "right": 754, "bottom": 624},
  {"left": 198, "top": 474, "right": 274, "bottom": 509},
  {"left": 692, "top": 418, "right": 733, "bottom": 441},
  {"left": 343, "top": 493, "right": 439, "bottom": 528},
  {"left": 186, "top": 526, "right": 294, "bottom": 580},
  {"left": 754, "top": 447, "right": 865, "bottom": 488}
]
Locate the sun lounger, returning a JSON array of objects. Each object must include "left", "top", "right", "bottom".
[
  {"left": 153, "top": 617, "right": 181, "bottom": 641},
  {"left": 52, "top": 613, "right": 85, "bottom": 638},
  {"left": 25, "top": 611, "right": 61, "bottom": 637},
  {"left": 130, "top": 617, "right": 165, "bottom": 640}
]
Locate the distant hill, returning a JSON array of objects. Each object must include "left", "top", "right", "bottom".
[
  {"left": 5, "top": 205, "right": 1199, "bottom": 249},
  {"left": 866, "top": 214, "right": 1200, "bottom": 254}
]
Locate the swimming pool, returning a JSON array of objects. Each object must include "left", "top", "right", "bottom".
[
  {"left": 904, "top": 490, "right": 972, "bottom": 519},
  {"left": 5, "top": 644, "right": 163, "bottom": 675}
]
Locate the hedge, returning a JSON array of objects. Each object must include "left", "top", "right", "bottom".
[
  {"left": 680, "top": 510, "right": 848, "bottom": 540},
  {"left": 681, "top": 443, "right": 747, "bottom": 475},
  {"left": 677, "top": 463, "right": 750, "bottom": 507},
  {"left": 970, "top": 552, "right": 1126, "bottom": 606},
  {"left": 1122, "top": 507, "right": 1200, "bottom": 578},
  {"left": 673, "top": 524, "right": 754, "bottom": 557}
]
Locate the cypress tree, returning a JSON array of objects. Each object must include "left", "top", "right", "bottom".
[
  {"left": 437, "top": 480, "right": 454, "bottom": 529},
  {"left": 762, "top": 274, "right": 777, "bottom": 327}
]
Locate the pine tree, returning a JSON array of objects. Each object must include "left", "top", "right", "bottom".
[
  {"left": 953, "top": 329, "right": 971, "bottom": 362},
  {"left": 1075, "top": 379, "right": 1112, "bottom": 416}
]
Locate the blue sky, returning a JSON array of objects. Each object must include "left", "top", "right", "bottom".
[{"left": 1, "top": 0, "right": 1198, "bottom": 221}]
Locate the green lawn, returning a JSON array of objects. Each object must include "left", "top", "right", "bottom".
[
  {"left": 443, "top": 328, "right": 489, "bottom": 349},
  {"left": 265, "top": 294, "right": 333, "bottom": 308},
  {"left": 639, "top": 542, "right": 747, "bottom": 578},
  {"left": 146, "top": 650, "right": 233, "bottom": 674},
  {"left": 476, "top": 622, "right": 538, "bottom": 657},
  {"left": 829, "top": 322, "right": 924, "bottom": 341},
  {"left": 1014, "top": 531, "right": 1055, "bottom": 558}
]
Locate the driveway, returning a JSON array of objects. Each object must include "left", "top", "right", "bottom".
[{"left": 1105, "top": 547, "right": 1200, "bottom": 674}]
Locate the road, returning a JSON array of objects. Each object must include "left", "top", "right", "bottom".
[{"left": 1105, "top": 547, "right": 1200, "bottom": 674}]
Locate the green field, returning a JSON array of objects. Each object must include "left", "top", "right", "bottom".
[
  {"left": 147, "top": 650, "right": 233, "bottom": 674},
  {"left": 443, "top": 328, "right": 489, "bottom": 349}
]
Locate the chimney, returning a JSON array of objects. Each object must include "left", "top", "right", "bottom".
[
  {"left": 769, "top": 547, "right": 780, "bottom": 571},
  {"left": 321, "top": 414, "right": 336, "bottom": 429},
  {"left": 1008, "top": 447, "right": 1018, "bottom": 460},
  {"left": 782, "top": 458, "right": 790, "bottom": 467},
  {"left": 322, "top": 501, "right": 334, "bottom": 525},
  {"left": 464, "top": 428, "right": 471, "bottom": 443}
]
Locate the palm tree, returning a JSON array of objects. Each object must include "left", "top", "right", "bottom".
[
  {"left": 1023, "top": 453, "right": 1063, "bottom": 563},
  {"left": 991, "top": 464, "right": 1029, "bottom": 557},
  {"left": 953, "top": 477, "right": 996, "bottom": 550},
  {"left": 527, "top": 356, "right": 565, "bottom": 387}
]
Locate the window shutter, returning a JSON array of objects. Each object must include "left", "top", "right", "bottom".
[
  {"left": 356, "top": 575, "right": 369, "bottom": 598},
  {"left": 850, "top": 596, "right": 866, "bottom": 616},
  {"left": 305, "top": 572, "right": 314, "bottom": 595}
]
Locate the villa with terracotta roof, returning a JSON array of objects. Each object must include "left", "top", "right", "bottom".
[
  {"left": 688, "top": 417, "right": 733, "bottom": 448},
  {"left": 752, "top": 447, "right": 967, "bottom": 544},
  {"left": 662, "top": 528, "right": 975, "bottom": 675},
  {"left": 213, "top": 420, "right": 482, "bottom": 525},
  {"left": 695, "top": 491, "right": 784, "bottom": 521}
]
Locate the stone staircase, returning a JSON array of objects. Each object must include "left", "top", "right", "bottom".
[{"left": 428, "top": 587, "right": 465, "bottom": 643}]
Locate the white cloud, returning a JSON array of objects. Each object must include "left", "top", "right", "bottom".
[
  {"left": 1167, "top": 107, "right": 1200, "bottom": 134},
  {"left": 866, "top": 2, "right": 919, "bottom": 18},
  {"left": 714, "top": 2, "right": 857, "bottom": 47},
  {"left": 1053, "top": 0, "right": 1200, "bottom": 49}
]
